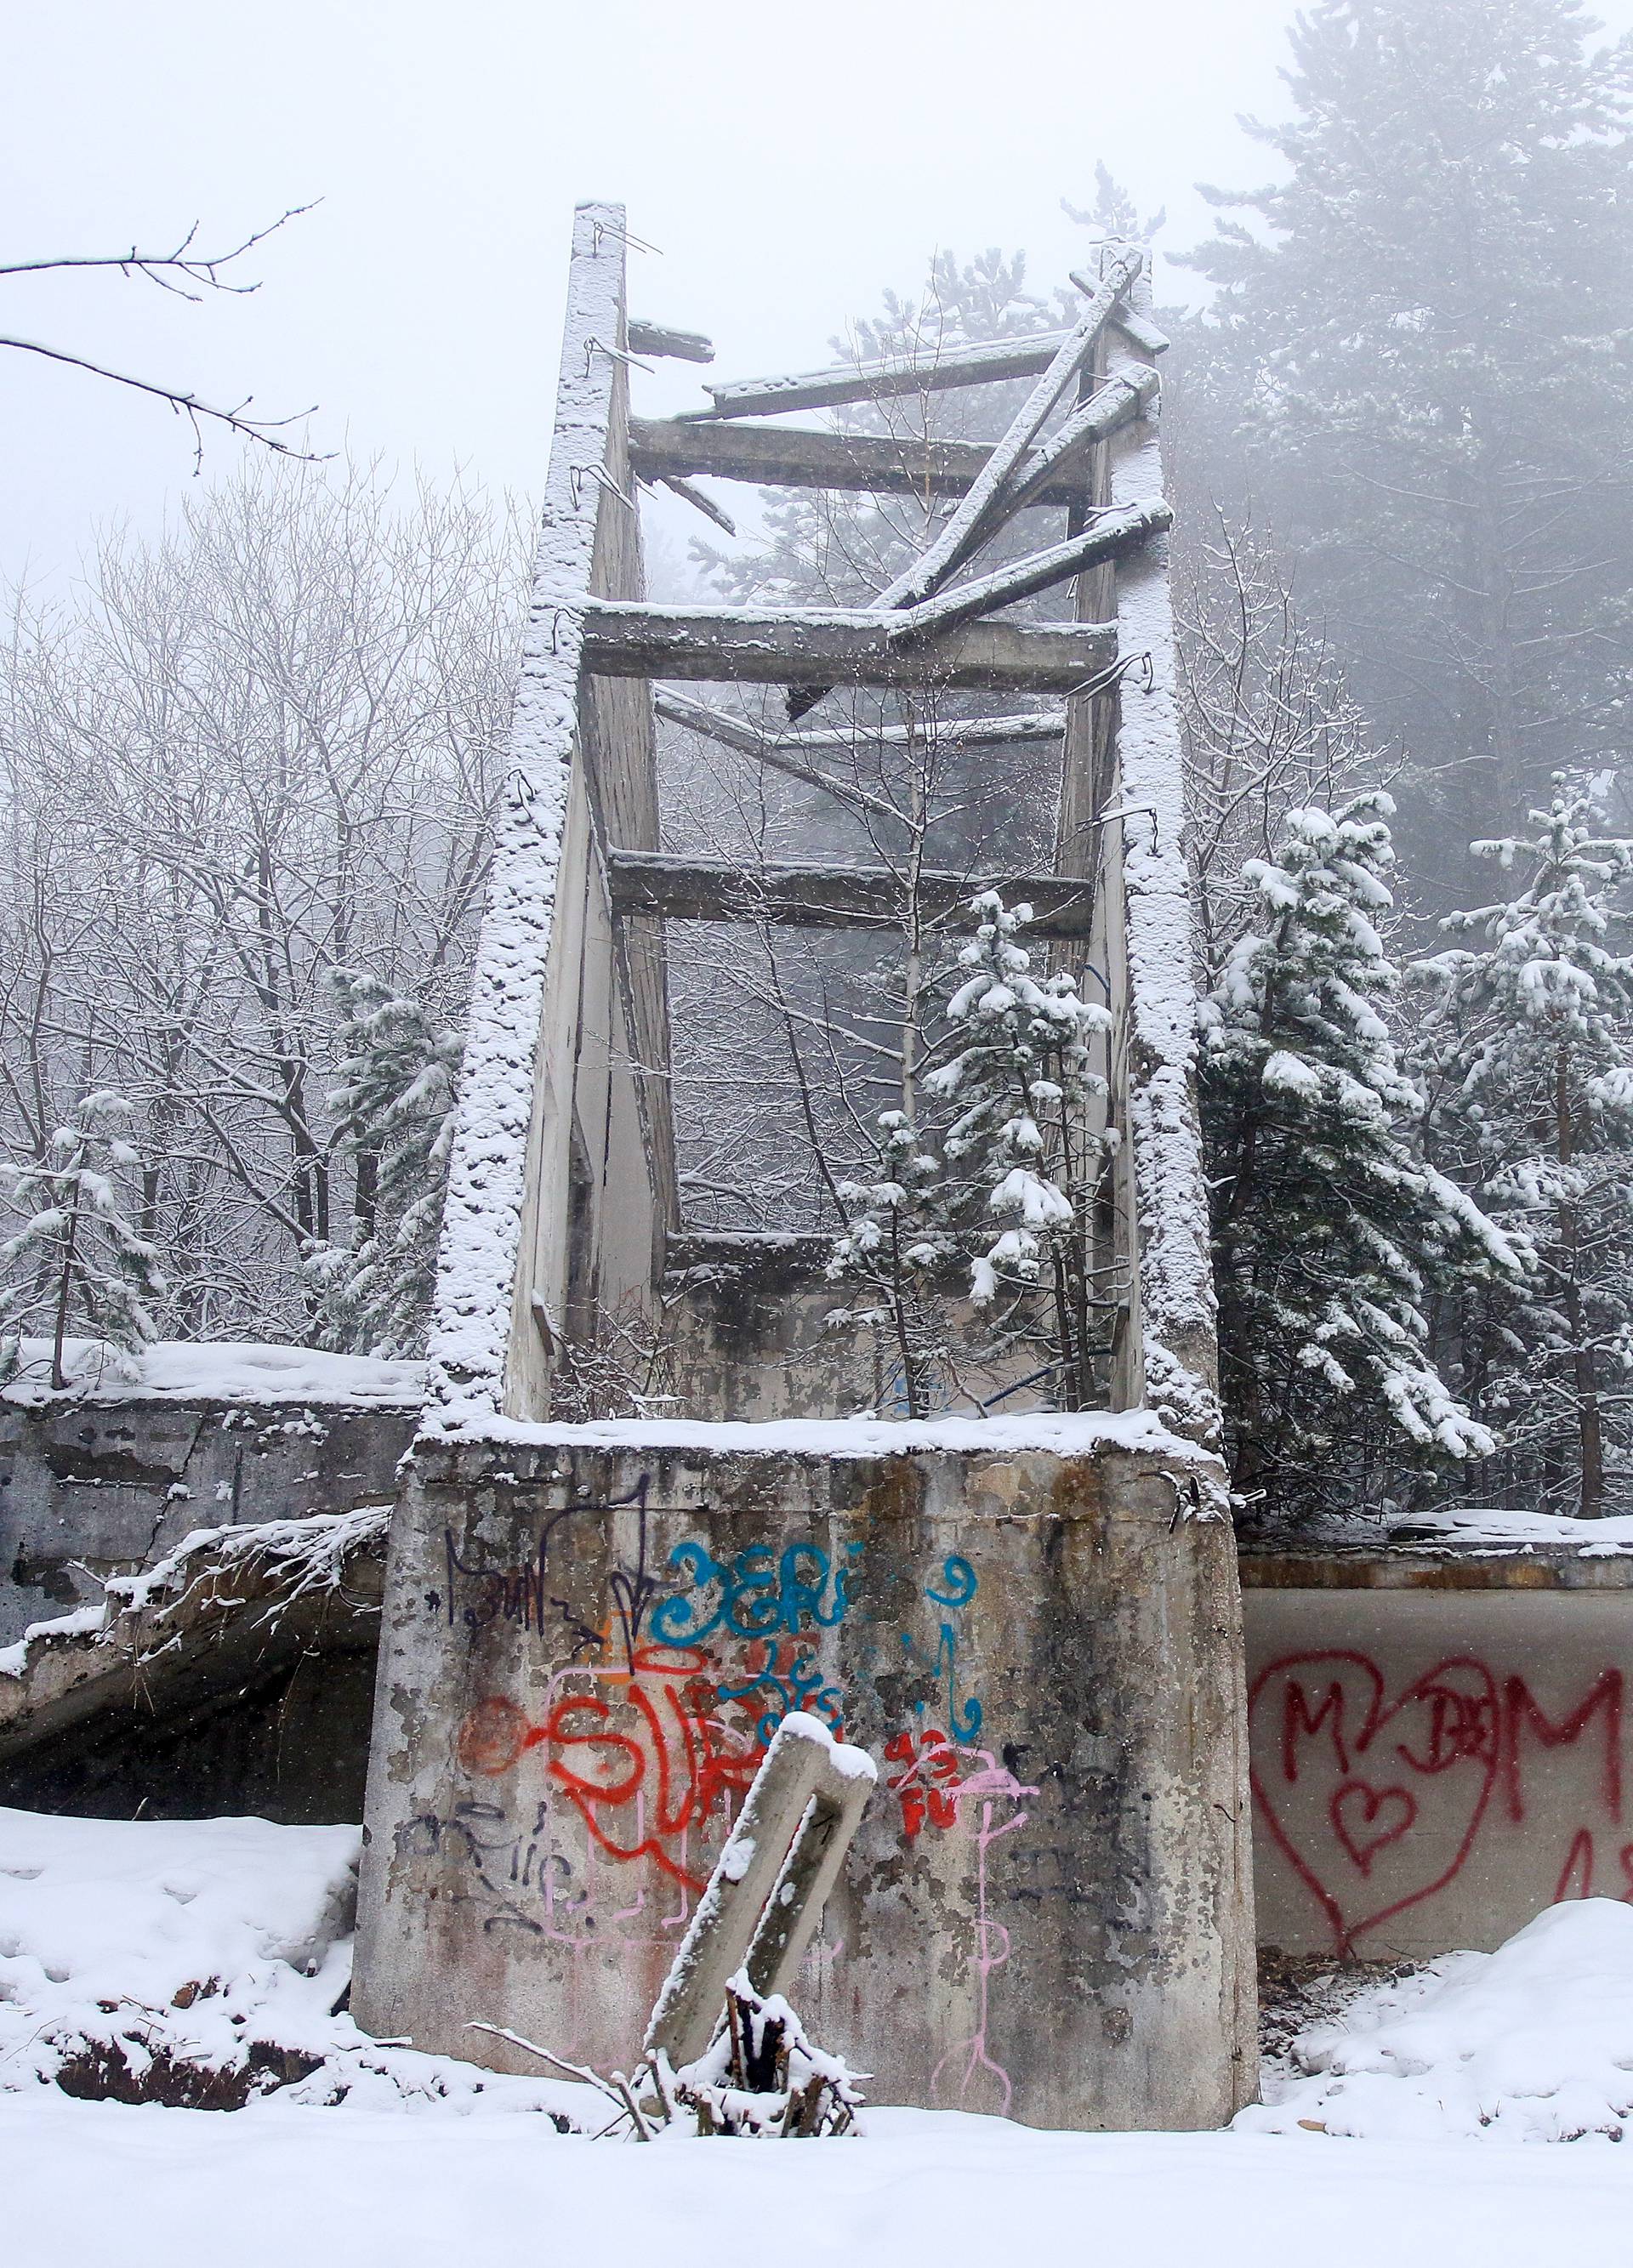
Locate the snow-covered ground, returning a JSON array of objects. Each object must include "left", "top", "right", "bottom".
[{"left": 5, "top": 1805, "right": 1633, "bottom": 2267}]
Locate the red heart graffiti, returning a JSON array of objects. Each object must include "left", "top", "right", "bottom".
[
  {"left": 1331, "top": 1780, "right": 1416, "bottom": 1875},
  {"left": 1249, "top": 1650, "right": 1499, "bottom": 1955}
]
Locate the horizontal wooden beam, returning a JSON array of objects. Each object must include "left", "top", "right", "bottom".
[
  {"left": 630, "top": 416, "right": 1090, "bottom": 506},
  {"left": 654, "top": 690, "right": 1065, "bottom": 754},
  {"left": 681, "top": 308, "right": 1163, "bottom": 423},
  {"left": 628, "top": 319, "right": 714, "bottom": 362},
  {"left": 606, "top": 850, "right": 1098, "bottom": 938},
  {"left": 578, "top": 601, "right": 1116, "bottom": 692}
]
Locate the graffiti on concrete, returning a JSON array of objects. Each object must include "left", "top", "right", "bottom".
[
  {"left": 438, "top": 1474, "right": 660, "bottom": 1668},
  {"left": 650, "top": 1538, "right": 854, "bottom": 1646},
  {"left": 1252, "top": 1649, "right": 1630, "bottom": 1953},
  {"left": 430, "top": 1503, "right": 1039, "bottom": 2103}
]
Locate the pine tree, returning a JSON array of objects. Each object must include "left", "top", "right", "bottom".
[
  {"left": 1177, "top": 0, "right": 1633, "bottom": 894},
  {"left": 826, "top": 895, "right": 1112, "bottom": 1415},
  {"left": 1414, "top": 789, "right": 1633, "bottom": 1515},
  {"left": 1200, "top": 795, "right": 1519, "bottom": 1522},
  {"left": 0, "top": 1091, "right": 166, "bottom": 1390},
  {"left": 925, "top": 893, "right": 1111, "bottom": 1407},
  {"left": 826, "top": 1109, "right": 954, "bottom": 1419},
  {"left": 312, "top": 972, "right": 463, "bottom": 1358}
]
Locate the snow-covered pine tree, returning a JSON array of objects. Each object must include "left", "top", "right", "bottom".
[
  {"left": 1200, "top": 795, "right": 1518, "bottom": 1525},
  {"left": 0, "top": 1091, "right": 166, "bottom": 1391},
  {"left": 925, "top": 892, "right": 1112, "bottom": 1411},
  {"left": 824, "top": 895, "right": 1112, "bottom": 1414},
  {"left": 313, "top": 972, "right": 463, "bottom": 1358},
  {"left": 1414, "top": 790, "right": 1633, "bottom": 1517},
  {"left": 825, "top": 1109, "right": 953, "bottom": 1419}
]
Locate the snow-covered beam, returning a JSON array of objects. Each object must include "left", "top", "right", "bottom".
[
  {"left": 578, "top": 600, "right": 1115, "bottom": 692},
  {"left": 654, "top": 689, "right": 1066, "bottom": 753},
  {"left": 631, "top": 413, "right": 1107, "bottom": 506},
  {"left": 627, "top": 318, "right": 714, "bottom": 362},
  {"left": 683, "top": 306, "right": 1164, "bottom": 422},
  {"left": 875, "top": 254, "right": 1140, "bottom": 617},
  {"left": 885, "top": 501, "right": 1171, "bottom": 644},
  {"left": 605, "top": 850, "right": 1098, "bottom": 938}
]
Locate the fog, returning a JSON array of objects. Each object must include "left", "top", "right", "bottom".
[{"left": 0, "top": 0, "right": 1360, "bottom": 588}]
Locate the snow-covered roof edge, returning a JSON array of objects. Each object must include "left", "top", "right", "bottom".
[
  {"left": 415, "top": 1401, "right": 1226, "bottom": 1498},
  {"left": 422, "top": 203, "right": 627, "bottom": 1424}
]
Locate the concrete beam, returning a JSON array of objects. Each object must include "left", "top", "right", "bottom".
[
  {"left": 606, "top": 850, "right": 1098, "bottom": 937},
  {"left": 578, "top": 600, "right": 1116, "bottom": 692}
]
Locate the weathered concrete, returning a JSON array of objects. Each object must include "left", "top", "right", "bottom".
[
  {"left": 1243, "top": 1544, "right": 1633, "bottom": 1958},
  {"left": 353, "top": 1432, "right": 1255, "bottom": 2131},
  {"left": 0, "top": 1396, "right": 415, "bottom": 1646},
  {"left": 0, "top": 1507, "right": 386, "bottom": 1824}
]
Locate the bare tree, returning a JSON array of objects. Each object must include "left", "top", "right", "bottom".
[
  {"left": 1, "top": 208, "right": 323, "bottom": 469},
  {"left": 0, "top": 460, "right": 526, "bottom": 1345}
]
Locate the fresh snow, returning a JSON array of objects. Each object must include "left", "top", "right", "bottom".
[
  {"left": 422, "top": 1402, "right": 1220, "bottom": 1471},
  {"left": 0, "top": 1807, "right": 580, "bottom": 2121},
  {"left": 7, "top": 1809, "right": 1633, "bottom": 2263},
  {"left": 1243, "top": 1901, "right": 1633, "bottom": 2143},
  {"left": 1389, "top": 1506, "right": 1633, "bottom": 1556},
  {"left": 1, "top": 1336, "right": 424, "bottom": 1407}
]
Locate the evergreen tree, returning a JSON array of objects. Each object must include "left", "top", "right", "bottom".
[
  {"left": 1200, "top": 794, "right": 1518, "bottom": 1522},
  {"left": 312, "top": 972, "right": 463, "bottom": 1358},
  {"left": 1414, "top": 789, "right": 1633, "bottom": 1515},
  {"left": 0, "top": 1091, "right": 166, "bottom": 1390},
  {"left": 1177, "top": 0, "right": 1633, "bottom": 898},
  {"left": 825, "top": 895, "right": 1112, "bottom": 1414},
  {"left": 826, "top": 1109, "right": 954, "bottom": 1419},
  {"left": 925, "top": 893, "right": 1110, "bottom": 1407}
]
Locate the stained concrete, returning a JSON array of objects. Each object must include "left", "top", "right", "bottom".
[
  {"left": 354, "top": 1434, "right": 1255, "bottom": 2132},
  {"left": 0, "top": 1397, "right": 415, "bottom": 1646}
]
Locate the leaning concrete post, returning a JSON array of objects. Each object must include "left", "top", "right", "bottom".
[{"left": 646, "top": 1711, "right": 875, "bottom": 2070}]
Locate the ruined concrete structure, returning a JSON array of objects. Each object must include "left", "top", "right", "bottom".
[{"left": 352, "top": 202, "right": 1258, "bottom": 2129}]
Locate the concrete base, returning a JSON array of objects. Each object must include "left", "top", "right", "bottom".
[{"left": 354, "top": 1431, "right": 1255, "bottom": 2130}]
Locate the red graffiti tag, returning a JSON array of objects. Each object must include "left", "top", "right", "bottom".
[
  {"left": 885, "top": 1727, "right": 964, "bottom": 1838},
  {"left": 455, "top": 1645, "right": 765, "bottom": 1894},
  {"left": 1251, "top": 1651, "right": 1630, "bottom": 1954},
  {"left": 1330, "top": 1781, "right": 1416, "bottom": 1875}
]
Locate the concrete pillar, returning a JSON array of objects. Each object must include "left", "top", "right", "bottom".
[{"left": 354, "top": 1431, "right": 1255, "bottom": 2129}]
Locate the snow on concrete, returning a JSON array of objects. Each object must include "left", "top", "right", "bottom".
[
  {"left": 422, "top": 200, "right": 626, "bottom": 1426},
  {"left": 2, "top": 1337, "right": 424, "bottom": 1407},
  {"left": 1243, "top": 1901, "right": 1633, "bottom": 2142},
  {"left": 1387, "top": 1506, "right": 1633, "bottom": 1557},
  {"left": 421, "top": 1401, "right": 1224, "bottom": 1481}
]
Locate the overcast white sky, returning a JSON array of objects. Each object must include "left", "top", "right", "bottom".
[{"left": 6, "top": 0, "right": 1633, "bottom": 592}]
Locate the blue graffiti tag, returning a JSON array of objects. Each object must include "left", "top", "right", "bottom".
[
  {"left": 924, "top": 1553, "right": 976, "bottom": 1609},
  {"left": 900, "top": 1552, "right": 983, "bottom": 1743},
  {"left": 650, "top": 1540, "right": 849, "bottom": 1646},
  {"left": 716, "top": 1640, "right": 845, "bottom": 1746}
]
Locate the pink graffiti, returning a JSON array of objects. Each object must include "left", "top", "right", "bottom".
[{"left": 924, "top": 1748, "right": 1038, "bottom": 2118}]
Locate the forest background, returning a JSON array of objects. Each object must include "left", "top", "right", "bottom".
[{"left": 3, "top": 0, "right": 1632, "bottom": 1529}]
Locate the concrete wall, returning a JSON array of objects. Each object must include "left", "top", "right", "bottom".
[
  {"left": 1244, "top": 1550, "right": 1633, "bottom": 1958},
  {"left": 355, "top": 1431, "right": 1255, "bottom": 2131},
  {"left": 0, "top": 1395, "right": 415, "bottom": 1646}
]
